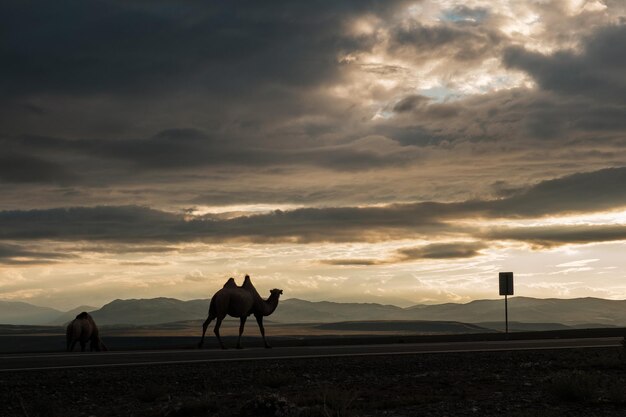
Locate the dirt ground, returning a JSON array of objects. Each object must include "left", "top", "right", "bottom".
[{"left": 2, "top": 347, "right": 626, "bottom": 417}]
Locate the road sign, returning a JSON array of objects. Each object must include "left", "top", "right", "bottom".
[
  {"left": 499, "top": 272, "right": 514, "bottom": 336},
  {"left": 499, "top": 272, "right": 514, "bottom": 296}
]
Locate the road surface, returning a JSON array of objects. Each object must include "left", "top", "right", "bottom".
[{"left": 0, "top": 337, "right": 620, "bottom": 372}]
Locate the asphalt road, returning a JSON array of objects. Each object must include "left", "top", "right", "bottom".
[{"left": 0, "top": 337, "right": 621, "bottom": 372}]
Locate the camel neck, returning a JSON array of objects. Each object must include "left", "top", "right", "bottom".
[{"left": 259, "top": 293, "right": 280, "bottom": 316}]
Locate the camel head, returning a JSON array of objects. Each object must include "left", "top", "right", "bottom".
[{"left": 270, "top": 288, "right": 283, "bottom": 297}]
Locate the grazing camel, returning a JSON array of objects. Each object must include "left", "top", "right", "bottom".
[
  {"left": 198, "top": 275, "right": 283, "bottom": 349},
  {"left": 66, "top": 312, "right": 107, "bottom": 352}
]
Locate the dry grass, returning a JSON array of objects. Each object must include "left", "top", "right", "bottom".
[{"left": 548, "top": 370, "right": 599, "bottom": 403}]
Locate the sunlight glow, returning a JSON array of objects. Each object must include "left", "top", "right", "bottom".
[{"left": 463, "top": 208, "right": 626, "bottom": 228}]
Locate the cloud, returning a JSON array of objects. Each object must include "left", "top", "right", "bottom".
[
  {"left": 184, "top": 270, "right": 207, "bottom": 282},
  {"left": 321, "top": 241, "right": 487, "bottom": 265},
  {"left": 503, "top": 24, "right": 626, "bottom": 103},
  {"left": 389, "top": 18, "right": 502, "bottom": 63},
  {"left": 0, "top": 153, "right": 76, "bottom": 184},
  {"left": 395, "top": 242, "right": 487, "bottom": 260},
  {"left": 485, "top": 224, "right": 626, "bottom": 248},
  {"left": 488, "top": 166, "right": 626, "bottom": 217},
  {"left": 321, "top": 258, "right": 382, "bottom": 266},
  {"left": 0, "top": 167, "right": 623, "bottom": 245},
  {"left": 392, "top": 95, "right": 430, "bottom": 113},
  {"left": 118, "top": 261, "right": 167, "bottom": 267},
  {"left": 0, "top": 1, "right": 387, "bottom": 97},
  {"left": 1, "top": 129, "right": 419, "bottom": 173},
  {"left": 0, "top": 1, "right": 625, "bottom": 245},
  {"left": 0, "top": 243, "right": 74, "bottom": 265},
  {"left": 0, "top": 204, "right": 446, "bottom": 243}
]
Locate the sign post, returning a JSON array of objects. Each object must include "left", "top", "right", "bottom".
[{"left": 499, "top": 272, "right": 514, "bottom": 336}]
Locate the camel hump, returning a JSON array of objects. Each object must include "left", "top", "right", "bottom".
[
  {"left": 242, "top": 274, "right": 255, "bottom": 289},
  {"left": 223, "top": 277, "right": 237, "bottom": 288},
  {"left": 242, "top": 275, "right": 262, "bottom": 295},
  {"left": 67, "top": 317, "right": 91, "bottom": 337},
  {"left": 75, "top": 311, "right": 89, "bottom": 320}
]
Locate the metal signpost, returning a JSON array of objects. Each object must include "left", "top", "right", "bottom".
[{"left": 499, "top": 272, "right": 514, "bottom": 335}]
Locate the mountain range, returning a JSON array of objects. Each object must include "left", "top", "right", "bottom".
[{"left": 2, "top": 296, "right": 626, "bottom": 327}]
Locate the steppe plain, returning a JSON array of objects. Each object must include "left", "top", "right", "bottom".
[{"left": 3, "top": 346, "right": 626, "bottom": 417}]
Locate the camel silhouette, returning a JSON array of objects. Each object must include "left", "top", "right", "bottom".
[
  {"left": 66, "top": 312, "right": 107, "bottom": 352},
  {"left": 198, "top": 275, "right": 283, "bottom": 349}
]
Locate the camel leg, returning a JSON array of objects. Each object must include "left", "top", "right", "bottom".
[
  {"left": 90, "top": 337, "right": 101, "bottom": 352},
  {"left": 236, "top": 316, "right": 247, "bottom": 349},
  {"left": 214, "top": 316, "right": 226, "bottom": 349},
  {"left": 255, "top": 314, "right": 271, "bottom": 348},
  {"left": 80, "top": 340, "right": 86, "bottom": 352},
  {"left": 69, "top": 340, "right": 77, "bottom": 352},
  {"left": 198, "top": 314, "right": 215, "bottom": 348}
]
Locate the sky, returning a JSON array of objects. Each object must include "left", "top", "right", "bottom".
[{"left": 1, "top": 0, "right": 625, "bottom": 310}]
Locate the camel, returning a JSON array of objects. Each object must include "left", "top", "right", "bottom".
[
  {"left": 66, "top": 312, "right": 107, "bottom": 352},
  {"left": 198, "top": 275, "right": 283, "bottom": 349}
]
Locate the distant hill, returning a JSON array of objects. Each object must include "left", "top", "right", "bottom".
[
  {"left": 47, "top": 305, "right": 99, "bottom": 325},
  {"left": 407, "top": 297, "right": 626, "bottom": 326},
  {"left": 90, "top": 297, "right": 209, "bottom": 325},
  {"left": 272, "top": 298, "right": 407, "bottom": 323},
  {"left": 3, "top": 296, "right": 626, "bottom": 327},
  {"left": 0, "top": 301, "right": 62, "bottom": 325}
]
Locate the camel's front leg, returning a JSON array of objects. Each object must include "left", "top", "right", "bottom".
[
  {"left": 198, "top": 314, "right": 215, "bottom": 348},
  {"left": 255, "top": 314, "right": 271, "bottom": 348},
  {"left": 236, "top": 316, "right": 247, "bottom": 349},
  {"left": 214, "top": 316, "right": 226, "bottom": 349}
]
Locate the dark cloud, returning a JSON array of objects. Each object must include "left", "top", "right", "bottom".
[
  {"left": 0, "top": 153, "right": 76, "bottom": 184},
  {"left": 0, "top": 0, "right": 405, "bottom": 98},
  {"left": 392, "top": 95, "right": 430, "bottom": 113},
  {"left": 389, "top": 19, "right": 502, "bottom": 62},
  {"left": 503, "top": 25, "right": 626, "bottom": 103},
  {"left": 0, "top": 0, "right": 624, "bottom": 235},
  {"left": 0, "top": 204, "right": 450, "bottom": 243},
  {"left": 395, "top": 242, "right": 486, "bottom": 260},
  {"left": 1, "top": 129, "right": 419, "bottom": 173},
  {"left": 0, "top": 167, "right": 624, "bottom": 244},
  {"left": 485, "top": 225, "right": 626, "bottom": 248},
  {"left": 322, "top": 241, "right": 486, "bottom": 265},
  {"left": 0, "top": 206, "right": 182, "bottom": 241},
  {"left": 0, "top": 243, "right": 74, "bottom": 265},
  {"left": 78, "top": 244, "right": 179, "bottom": 254},
  {"left": 488, "top": 167, "right": 626, "bottom": 217}
]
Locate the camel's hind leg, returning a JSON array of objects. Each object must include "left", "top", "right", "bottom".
[
  {"left": 198, "top": 314, "right": 215, "bottom": 348},
  {"left": 90, "top": 337, "right": 101, "bottom": 352},
  {"left": 236, "top": 316, "right": 247, "bottom": 349},
  {"left": 68, "top": 340, "right": 78, "bottom": 352},
  {"left": 255, "top": 314, "right": 271, "bottom": 348},
  {"left": 214, "top": 315, "right": 226, "bottom": 349}
]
